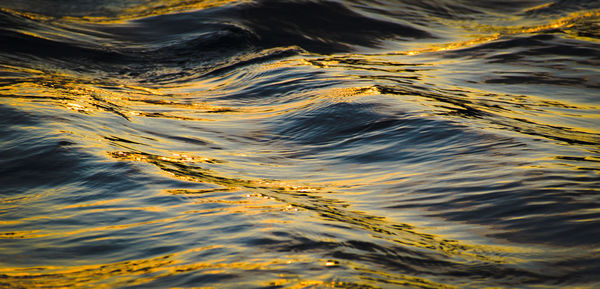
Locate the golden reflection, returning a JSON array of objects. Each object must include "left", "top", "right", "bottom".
[
  {"left": 362, "top": 8, "right": 600, "bottom": 56},
  {"left": 321, "top": 86, "right": 381, "bottom": 100},
  {"left": 1, "top": 1, "right": 245, "bottom": 24},
  {"left": 0, "top": 254, "right": 175, "bottom": 289},
  {"left": 297, "top": 44, "right": 600, "bottom": 147},
  {"left": 0, "top": 230, "right": 49, "bottom": 239},
  {"left": 477, "top": 9, "right": 600, "bottom": 35},
  {"left": 523, "top": 2, "right": 555, "bottom": 13},
  {"left": 0, "top": 64, "right": 44, "bottom": 75},
  {"left": 395, "top": 34, "right": 501, "bottom": 56},
  {"left": 0, "top": 189, "right": 295, "bottom": 246},
  {"left": 2, "top": 4, "right": 596, "bottom": 288},
  {"left": 107, "top": 149, "right": 530, "bottom": 266},
  {"left": 0, "top": 71, "right": 243, "bottom": 122},
  {"left": 0, "top": 7, "right": 54, "bottom": 21},
  {"left": 355, "top": 266, "right": 457, "bottom": 289},
  {"left": 0, "top": 211, "right": 183, "bottom": 241},
  {"left": 69, "top": 0, "right": 247, "bottom": 23},
  {"left": 62, "top": 198, "right": 128, "bottom": 209},
  {"left": 263, "top": 262, "right": 459, "bottom": 289}
]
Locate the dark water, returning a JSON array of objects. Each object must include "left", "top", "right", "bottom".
[{"left": 1, "top": 0, "right": 599, "bottom": 288}]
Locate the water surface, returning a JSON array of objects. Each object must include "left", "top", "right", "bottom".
[{"left": 1, "top": 0, "right": 599, "bottom": 288}]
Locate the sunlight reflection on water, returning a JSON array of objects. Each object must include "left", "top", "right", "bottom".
[{"left": 1, "top": 0, "right": 599, "bottom": 288}]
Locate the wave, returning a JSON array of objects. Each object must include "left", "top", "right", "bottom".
[{"left": 1, "top": 0, "right": 600, "bottom": 288}]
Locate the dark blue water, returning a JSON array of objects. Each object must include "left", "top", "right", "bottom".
[{"left": 1, "top": 0, "right": 599, "bottom": 288}]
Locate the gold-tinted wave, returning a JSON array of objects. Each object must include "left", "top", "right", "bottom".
[
  {"left": 386, "top": 8, "right": 600, "bottom": 56},
  {"left": 0, "top": 72, "right": 240, "bottom": 122},
  {"left": 0, "top": 251, "right": 460, "bottom": 289},
  {"left": 108, "top": 150, "right": 530, "bottom": 265},
  {"left": 72, "top": 0, "right": 246, "bottom": 23},
  {"left": 467, "top": 9, "right": 600, "bottom": 35},
  {"left": 1, "top": 0, "right": 245, "bottom": 24}
]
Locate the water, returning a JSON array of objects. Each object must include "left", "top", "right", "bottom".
[{"left": 1, "top": 0, "right": 599, "bottom": 288}]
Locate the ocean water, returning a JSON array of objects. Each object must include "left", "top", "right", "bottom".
[{"left": 0, "top": 0, "right": 599, "bottom": 288}]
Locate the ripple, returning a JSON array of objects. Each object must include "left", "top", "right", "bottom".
[{"left": 1, "top": 0, "right": 600, "bottom": 288}]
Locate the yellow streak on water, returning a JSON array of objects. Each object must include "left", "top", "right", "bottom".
[
  {"left": 0, "top": 253, "right": 175, "bottom": 289},
  {"left": 382, "top": 8, "right": 600, "bottom": 56},
  {"left": 0, "top": 230, "right": 50, "bottom": 239},
  {"left": 0, "top": 8, "right": 55, "bottom": 21},
  {"left": 478, "top": 9, "right": 600, "bottom": 35},
  {"left": 0, "top": 251, "right": 452, "bottom": 289},
  {"left": 0, "top": 71, "right": 246, "bottom": 124},
  {"left": 105, "top": 150, "right": 534, "bottom": 265},
  {"left": 523, "top": 2, "right": 555, "bottom": 13},
  {"left": 0, "top": 73, "right": 550, "bottom": 271},
  {"left": 1, "top": 4, "right": 598, "bottom": 288},
  {"left": 1, "top": 1, "right": 245, "bottom": 24},
  {"left": 70, "top": 0, "right": 247, "bottom": 23}
]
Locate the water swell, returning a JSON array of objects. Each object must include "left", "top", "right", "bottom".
[{"left": 1, "top": 0, "right": 600, "bottom": 288}]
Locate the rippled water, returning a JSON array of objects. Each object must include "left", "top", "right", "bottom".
[{"left": 1, "top": 0, "right": 599, "bottom": 288}]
